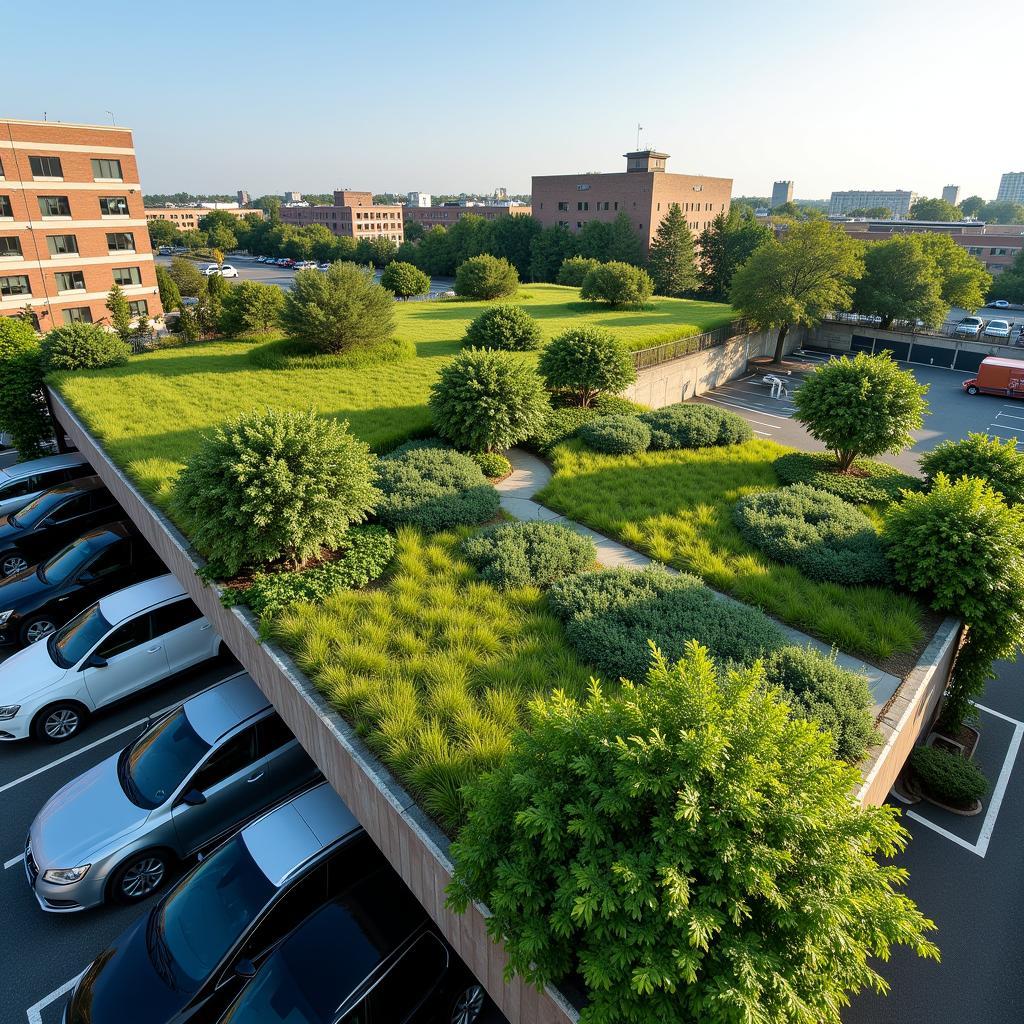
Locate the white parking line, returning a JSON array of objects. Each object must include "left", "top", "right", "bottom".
[
  {"left": 26, "top": 966, "right": 89, "bottom": 1024},
  {"left": 995, "top": 413, "right": 1024, "bottom": 422},
  {"left": 697, "top": 396, "right": 794, "bottom": 421},
  {"left": 5, "top": 852, "right": 24, "bottom": 869}
]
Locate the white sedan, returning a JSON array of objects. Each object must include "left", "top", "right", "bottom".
[
  {"left": 984, "top": 319, "right": 1013, "bottom": 339},
  {"left": 200, "top": 264, "right": 239, "bottom": 278}
]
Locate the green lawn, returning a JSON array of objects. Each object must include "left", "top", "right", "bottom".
[
  {"left": 54, "top": 284, "right": 732, "bottom": 507},
  {"left": 536, "top": 439, "right": 925, "bottom": 665}
]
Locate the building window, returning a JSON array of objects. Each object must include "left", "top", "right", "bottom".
[
  {"left": 106, "top": 232, "right": 135, "bottom": 252},
  {"left": 0, "top": 195, "right": 12, "bottom": 218},
  {"left": 113, "top": 266, "right": 142, "bottom": 286},
  {"left": 99, "top": 196, "right": 129, "bottom": 216},
  {"left": 38, "top": 196, "right": 72, "bottom": 218},
  {"left": 0, "top": 236, "right": 22, "bottom": 257},
  {"left": 128, "top": 299, "right": 148, "bottom": 317},
  {"left": 62, "top": 307, "right": 93, "bottom": 324},
  {"left": 0, "top": 274, "right": 31, "bottom": 297},
  {"left": 577, "top": 201, "right": 589, "bottom": 211},
  {"left": 29, "top": 155, "right": 63, "bottom": 178},
  {"left": 47, "top": 234, "right": 79, "bottom": 256},
  {"left": 55, "top": 270, "right": 86, "bottom": 292},
  {"left": 91, "top": 158, "right": 123, "bottom": 180}
]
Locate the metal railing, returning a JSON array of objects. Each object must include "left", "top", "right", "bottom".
[
  {"left": 823, "top": 313, "right": 1024, "bottom": 346},
  {"left": 632, "top": 318, "right": 749, "bottom": 370}
]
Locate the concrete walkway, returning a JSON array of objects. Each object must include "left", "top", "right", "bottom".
[{"left": 495, "top": 448, "right": 901, "bottom": 707}]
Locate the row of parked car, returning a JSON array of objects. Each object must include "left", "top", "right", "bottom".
[{"left": 252, "top": 255, "right": 330, "bottom": 271}]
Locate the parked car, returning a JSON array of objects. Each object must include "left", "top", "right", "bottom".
[
  {"left": 984, "top": 318, "right": 1013, "bottom": 338},
  {"left": 25, "top": 672, "right": 319, "bottom": 912},
  {"left": 955, "top": 316, "right": 986, "bottom": 337},
  {"left": 217, "top": 264, "right": 239, "bottom": 278},
  {"left": 990, "top": 299, "right": 1011, "bottom": 309},
  {"left": 0, "top": 475, "right": 119, "bottom": 578},
  {"left": 0, "top": 574, "right": 222, "bottom": 742},
  {"left": 64, "top": 783, "right": 370, "bottom": 1024},
  {"left": 963, "top": 355, "right": 1024, "bottom": 398},
  {"left": 317, "top": 261, "right": 331, "bottom": 271},
  {"left": 201, "top": 264, "right": 221, "bottom": 276},
  {"left": 255, "top": 255, "right": 266, "bottom": 263},
  {"left": 0, "top": 453, "right": 91, "bottom": 520},
  {"left": 157, "top": 246, "right": 172, "bottom": 256},
  {"left": 293, "top": 260, "right": 317, "bottom": 270},
  {"left": 0, "top": 521, "right": 162, "bottom": 647}
]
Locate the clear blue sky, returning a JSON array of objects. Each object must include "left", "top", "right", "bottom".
[{"left": 6, "top": 0, "right": 1021, "bottom": 201}]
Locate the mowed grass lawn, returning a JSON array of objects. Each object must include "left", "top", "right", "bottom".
[
  {"left": 54, "top": 284, "right": 732, "bottom": 508},
  {"left": 536, "top": 439, "right": 925, "bottom": 666}
]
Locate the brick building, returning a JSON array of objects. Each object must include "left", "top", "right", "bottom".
[
  {"left": 1, "top": 118, "right": 161, "bottom": 328},
  {"left": 402, "top": 203, "right": 532, "bottom": 231},
  {"left": 144, "top": 206, "right": 263, "bottom": 232},
  {"left": 532, "top": 150, "right": 731, "bottom": 255},
  {"left": 281, "top": 191, "right": 403, "bottom": 243}
]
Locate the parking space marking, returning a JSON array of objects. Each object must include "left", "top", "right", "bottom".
[
  {"left": 5, "top": 852, "right": 24, "bottom": 869},
  {"left": 694, "top": 396, "right": 794, "bottom": 421},
  {"left": 26, "top": 966, "right": 89, "bottom": 1024}
]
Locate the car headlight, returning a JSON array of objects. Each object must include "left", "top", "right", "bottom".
[
  {"left": 0, "top": 610, "right": 13, "bottom": 625},
  {"left": 42, "top": 864, "right": 92, "bottom": 885},
  {"left": 0, "top": 705, "right": 21, "bottom": 720}
]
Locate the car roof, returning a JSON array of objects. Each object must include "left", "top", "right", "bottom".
[
  {"left": 981, "top": 357, "right": 1024, "bottom": 369},
  {"left": 76, "top": 520, "right": 135, "bottom": 545},
  {"left": 185, "top": 671, "right": 270, "bottom": 744},
  {"left": 39, "top": 474, "right": 106, "bottom": 499},
  {"left": 242, "top": 782, "right": 360, "bottom": 888},
  {"left": 0, "top": 452, "right": 87, "bottom": 486},
  {"left": 97, "top": 573, "right": 189, "bottom": 625}
]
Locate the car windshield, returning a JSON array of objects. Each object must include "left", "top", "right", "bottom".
[
  {"left": 48, "top": 603, "right": 112, "bottom": 668},
  {"left": 152, "top": 836, "right": 276, "bottom": 988},
  {"left": 119, "top": 708, "right": 211, "bottom": 809},
  {"left": 8, "top": 488, "right": 67, "bottom": 529},
  {"left": 41, "top": 534, "right": 106, "bottom": 585}
]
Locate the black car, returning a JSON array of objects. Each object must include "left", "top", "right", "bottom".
[
  {"left": 0, "top": 521, "right": 163, "bottom": 646},
  {"left": 0, "top": 475, "right": 118, "bottom": 578}
]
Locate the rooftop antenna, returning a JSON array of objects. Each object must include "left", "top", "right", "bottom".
[
  {"left": 636, "top": 123, "right": 643, "bottom": 150},
  {"left": 106, "top": 110, "right": 115, "bottom": 124}
]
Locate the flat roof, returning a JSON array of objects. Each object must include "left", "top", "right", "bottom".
[{"left": 0, "top": 117, "right": 133, "bottom": 132}]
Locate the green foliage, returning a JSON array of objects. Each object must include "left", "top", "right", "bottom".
[
  {"left": 429, "top": 348, "right": 549, "bottom": 452},
  {"left": 486, "top": 213, "right": 541, "bottom": 278},
  {"left": 647, "top": 204, "right": 698, "bottom": 297},
  {"left": 40, "top": 322, "right": 131, "bottom": 371},
  {"left": 175, "top": 305, "right": 200, "bottom": 343},
  {"left": 0, "top": 318, "right": 50, "bottom": 456},
  {"left": 460, "top": 521, "right": 595, "bottom": 590},
  {"left": 733, "top": 483, "right": 888, "bottom": 585},
  {"left": 854, "top": 237, "right": 948, "bottom": 328},
  {"left": 580, "top": 261, "right": 654, "bottom": 308},
  {"left": 538, "top": 326, "right": 637, "bottom": 407},
  {"left": 529, "top": 225, "right": 576, "bottom": 282},
  {"left": 248, "top": 334, "right": 414, "bottom": 371},
  {"left": 641, "top": 402, "right": 752, "bottom": 450},
  {"left": 556, "top": 256, "right": 601, "bottom": 287},
  {"left": 909, "top": 233, "right": 991, "bottom": 312},
  {"left": 577, "top": 414, "right": 650, "bottom": 455},
  {"left": 592, "top": 393, "right": 650, "bottom": 416},
  {"left": 471, "top": 451, "right": 512, "bottom": 478},
  {"left": 168, "top": 256, "right": 205, "bottom": 298},
  {"left": 375, "top": 447, "right": 499, "bottom": 531},
  {"left": 524, "top": 406, "right": 600, "bottom": 454},
  {"left": 454, "top": 254, "right": 519, "bottom": 299},
  {"left": 607, "top": 211, "right": 646, "bottom": 265},
  {"left": 910, "top": 746, "right": 988, "bottom": 806},
  {"left": 773, "top": 451, "right": 920, "bottom": 503},
  {"left": 920, "top": 433, "right": 1024, "bottom": 504},
  {"left": 697, "top": 208, "right": 773, "bottom": 301},
  {"left": 975, "top": 199, "right": 1024, "bottom": 225},
  {"left": 793, "top": 353, "right": 928, "bottom": 472},
  {"left": 281, "top": 262, "right": 395, "bottom": 354},
  {"left": 155, "top": 266, "right": 181, "bottom": 313},
  {"left": 910, "top": 196, "right": 963, "bottom": 221},
  {"left": 380, "top": 260, "right": 430, "bottom": 298},
  {"left": 147, "top": 218, "right": 180, "bottom": 248},
  {"left": 995, "top": 249, "right": 1024, "bottom": 303},
  {"left": 105, "top": 284, "right": 134, "bottom": 342},
  {"left": 448, "top": 643, "right": 937, "bottom": 1024},
  {"left": 462, "top": 304, "right": 542, "bottom": 351},
  {"left": 218, "top": 280, "right": 284, "bottom": 336},
  {"left": 171, "top": 407, "right": 379, "bottom": 575}
]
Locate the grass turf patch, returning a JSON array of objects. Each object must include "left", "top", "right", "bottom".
[{"left": 535, "top": 438, "right": 924, "bottom": 664}]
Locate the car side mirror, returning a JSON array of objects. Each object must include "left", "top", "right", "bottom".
[
  {"left": 82, "top": 653, "right": 107, "bottom": 669},
  {"left": 233, "top": 958, "right": 256, "bottom": 979},
  {"left": 77, "top": 571, "right": 96, "bottom": 584},
  {"left": 181, "top": 788, "right": 206, "bottom": 806}
]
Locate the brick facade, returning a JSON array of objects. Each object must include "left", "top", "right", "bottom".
[
  {"left": 403, "top": 204, "right": 532, "bottom": 230},
  {"left": 281, "top": 190, "right": 404, "bottom": 243},
  {"left": 144, "top": 206, "right": 263, "bottom": 233}
]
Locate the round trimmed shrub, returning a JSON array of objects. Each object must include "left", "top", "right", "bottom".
[
  {"left": 40, "top": 323, "right": 131, "bottom": 371},
  {"left": 920, "top": 432, "right": 1024, "bottom": 505},
  {"left": 471, "top": 452, "right": 512, "bottom": 478},
  {"left": 375, "top": 447, "right": 500, "bottom": 531},
  {"left": 773, "top": 451, "right": 920, "bottom": 504},
  {"left": 733, "top": 483, "right": 888, "bottom": 585},
  {"left": 538, "top": 326, "right": 637, "bottom": 408},
  {"left": 580, "top": 261, "right": 654, "bottom": 308},
  {"left": 641, "top": 403, "right": 752, "bottom": 450},
  {"left": 463, "top": 304, "right": 542, "bottom": 351},
  {"left": 454, "top": 254, "right": 519, "bottom": 299},
  {"left": 380, "top": 260, "right": 430, "bottom": 298},
  {"left": 556, "top": 256, "right": 601, "bottom": 287},
  {"left": 910, "top": 746, "right": 987, "bottom": 807},
  {"left": 460, "top": 522, "right": 596, "bottom": 590},
  {"left": 524, "top": 406, "right": 598, "bottom": 455},
  {"left": 592, "top": 394, "right": 649, "bottom": 416},
  {"left": 577, "top": 414, "right": 650, "bottom": 455}
]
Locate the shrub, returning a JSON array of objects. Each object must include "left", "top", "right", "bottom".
[
  {"left": 523, "top": 406, "right": 598, "bottom": 454},
  {"left": 380, "top": 260, "right": 430, "bottom": 298},
  {"left": 763, "top": 645, "right": 877, "bottom": 762},
  {"left": 218, "top": 280, "right": 284, "bottom": 335},
  {"left": 556, "top": 255, "right": 601, "bottom": 287},
  {"left": 429, "top": 348, "right": 549, "bottom": 452},
  {"left": 454, "top": 254, "right": 519, "bottom": 299},
  {"left": 592, "top": 394, "right": 649, "bottom": 416},
  {"left": 155, "top": 265, "right": 182, "bottom": 311},
  {"left": 920, "top": 432, "right": 1024, "bottom": 504},
  {"left": 40, "top": 323, "right": 131, "bottom": 371},
  {"left": 448, "top": 643, "right": 938, "bottom": 1024},
  {"left": 580, "top": 260, "right": 654, "bottom": 307},
  {"left": 538, "top": 326, "right": 637, "bottom": 407},
  {"left": 105, "top": 284, "right": 133, "bottom": 341},
  {"left": 577, "top": 414, "right": 650, "bottom": 455},
  {"left": 733, "top": 483, "right": 888, "bottom": 585},
  {"left": 462, "top": 304, "right": 542, "bottom": 351},
  {"left": 375, "top": 447, "right": 500, "bottom": 531},
  {"left": 168, "top": 256, "right": 205, "bottom": 298},
  {"left": 281, "top": 262, "right": 395, "bottom": 354},
  {"left": 641, "top": 403, "right": 752, "bottom": 449},
  {"left": 460, "top": 522, "right": 595, "bottom": 590},
  {"left": 248, "top": 334, "right": 413, "bottom": 371},
  {"left": 171, "top": 407, "right": 379, "bottom": 575},
  {"left": 0, "top": 318, "right": 50, "bottom": 457},
  {"left": 910, "top": 746, "right": 988, "bottom": 807},
  {"left": 471, "top": 451, "right": 512, "bottom": 478},
  {"left": 773, "top": 451, "right": 920, "bottom": 504}
]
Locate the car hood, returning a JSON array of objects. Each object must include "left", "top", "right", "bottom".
[
  {"left": 30, "top": 751, "right": 148, "bottom": 870},
  {"left": 0, "top": 565, "right": 49, "bottom": 612},
  {"left": 0, "top": 637, "right": 67, "bottom": 703}
]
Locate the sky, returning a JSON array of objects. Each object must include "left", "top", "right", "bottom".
[{"left": 5, "top": 0, "right": 1022, "bottom": 202}]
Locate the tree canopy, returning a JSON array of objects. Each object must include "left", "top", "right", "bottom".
[
  {"left": 853, "top": 236, "right": 947, "bottom": 328},
  {"left": 647, "top": 204, "right": 698, "bottom": 297},
  {"left": 909, "top": 197, "right": 962, "bottom": 221},
  {"left": 697, "top": 209, "right": 773, "bottom": 301},
  {"left": 909, "top": 232, "right": 991, "bottom": 312}
]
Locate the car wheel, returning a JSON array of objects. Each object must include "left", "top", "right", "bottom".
[
  {"left": 110, "top": 851, "right": 171, "bottom": 904},
  {"left": 1, "top": 551, "right": 29, "bottom": 577},
  {"left": 967, "top": 385, "right": 979, "bottom": 395},
  {"left": 450, "top": 983, "right": 486, "bottom": 1024},
  {"left": 20, "top": 615, "right": 58, "bottom": 646},
  {"left": 32, "top": 702, "right": 87, "bottom": 743}
]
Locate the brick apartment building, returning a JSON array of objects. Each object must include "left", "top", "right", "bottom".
[
  {"left": 144, "top": 206, "right": 263, "bottom": 233},
  {"left": 0, "top": 118, "right": 161, "bottom": 329},
  {"left": 532, "top": 150, "right": 732, "bottom": 255},
  {"left": 281, "top": 191, "right": 403, "bottom": 243},
  {"left": 402, "top": 203, "right": 532, "bottom": 231}
]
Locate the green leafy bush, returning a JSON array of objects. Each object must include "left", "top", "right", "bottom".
[
  {"left": 460, "top": 522, "right": 595, "bottom": 590},
  {"left": 429, "top": 348, "right": 549, "bottom": 452},
  {"left": 523, "top": 406, "right": 598, "bottom": 454},
  {"left": 580, "top": 260, "right": 654, "bottom": 307},
  {"left": 641, "top": 403, "right": 752, "bottom": 450},
  {"left": 448, "top": 643, "right": 938, "bottom": 1024},
  {"left": 910, "top": 746, "right": 988, "bottom": 807},
  {"left": 0, "top": 318, "right": 50, "bottom": 457},
  {"left": 248, "top": 334, "right": 414, "bottom": 371},
  {"left": 920, "top": 432, "right": 1024, "bottom": 504},
  {"left": 380, "top": 260, "right": 430, "bottom": 298},
  {"left": 454, "top": 254, "right": 519, "bottom": 299},
  {"left": 40, "top": 323, "right": 131, "bottom": 371},
  {"left": 577, "top": 414, "right": 650, "bottom": 455},
  {"left": 538, "top": 326, "right": 637, "bottom": 407},
  {"left": 733, "top": 483, "right": 888, "bottom": 585},
  {"left": 218, "top": 280, "right": 284, "bottom": 335},
  {"left": 471, "top": 451, "right": 512, "bottom": 478},
  {"left": 592, "top": 394, "right": 649, "bottom": 416},
  {"left": 556, "top": 256, "right": 601, "bottom": 287},
  {"left": 773, "top": 451, "right": 920, "bottom": 504},
  {"left": 462, "top": 304, "right": 542, "bottom": 351},
  {"left": 172, "top": 407, "right": 379, "bottom": 575},
  {"left": 375, "top": 447, "right": 500, "bottom": 530}
]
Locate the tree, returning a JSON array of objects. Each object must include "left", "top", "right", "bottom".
[
  {"left": 463, "top": 304, "right": 542, "bottom": 351},
  {"left": 176, "top": 304, "right": 200, "bottom": 343},
  {"left": 909, "top": 233, "right": 992, "bottom": 312},
  {"left": 529, "top": 225, "right": 576, "bottom": 282},
  {"left": 205, "top": 271, "right": 228, "bottom": 328},
  {"left": 448, "top": 642, "right": 939, "bottom": 1024},
  {"left": 697, "top": 209, "right": 773, "bottom": 301},
  {"left": 910, "top": 197, "right": 962, "bottom": 221},
  {"left": 920, "top": 433, "right": 1024, "bottom": 504},
  {"left": 105, "top": 284, "right": 134, "bottom": 342},
  {"left": 403, "top": 220, "right": 425, "bottom": 243},
  {"left": 147, "top": 218, "right": 180, "bottom": 248},
  {"left": 171, "top": 408, "right": 379, "bottom": 575},
  {"left": 380, "top": 261, "right": 430, "bottom": 298},
  {"left": 730, "top": 220, "right": 864, "bottom": 362},
  {"left": 575, "top": 219, "right": 614, "bottom": 261},
  {"left": 447, "top": 214, "right": 492, "bottom": 269},
  {"left": 959, "top": 195, "right": 985, "bottom": 219},
  {"left": 366, "top": 236, "right": 398, "bottom": 268},
  {"left": 978, "top": 200, "right": 1024, "bottom": 225},
  {"left": 218, "top": 281, "right": 284, "bottom": 335},
  {"left": 454, "top": 254, "right": 519, "bottom": 299},
  {"left": 557, "top": 256, "right": 601, "bottom": 287},
  {"left": 168, "top": 257, "right": 205, "bottom": 298},
  {"left": 853, "top": 237, "right": 947, "bottom": 328},
  {"left": 847, "top": 206, "right": 893, "bottom": 219},
  {"left": 251, "top": 195, "right": 282, "bottom": 220},
  {"left": 281, "top": 262, "right": 395, "bottom": 354},
  {"left": 429, "top": 348, "right": 549, "bottom": 452},
  {"left": 993, "top": 249, "right": 1024, "bottom": 303},
  {"left": 155, "top": 266, "right": 182, "bottom": 311},
  {"left": 538, "top": 326, "right": 637, "bottom": 407},
  {"left": 580, "top": 261, "right": 654, "bottom": 308},
  {"left": 299, "top": 224, "right": 337, "bottom": 263},
  {"left": 792, "top": 352, "right": 929, "bottom": 472},
  {"left": 416, "top": 226, "right": 456, "bottom": 276},
  {"left": 606, "top": 211, "right": 644, "bottom": 265},
  {"left": 647, "top": 204, "right": 698, "bottom": 297},
  {"left": 487, "top": 214, "right": 541, "bottom": 278},
  {"left": 40, "top": 322, "right": 132, "bottom": 371},
  {"left": 179, "top": 229, "right": 208, "bottom": 251},
  {"left": 0, "top": 317, "right": 50, "bottom": 456}
]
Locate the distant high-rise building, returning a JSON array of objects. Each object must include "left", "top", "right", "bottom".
[
  {"left": 829, "top": 189, "right": 916, "bottom": 218},
  {"left": 770, "top": 181, "right": 793, "bottom": 208},
  {"left": 941, "top": 185, "right": 960, "bottom": 207},
  {"left": 406, "top": 191, "right": 431, "bottom": 207},
  {"left": 996, "top": 172, "right": 1024, "bottom": 204},
  {"left": 237, "top": 189, "right": 250, "bottom": 207},
  {"left": 283, "top": 191, "right": 303, "bottom": 204}
]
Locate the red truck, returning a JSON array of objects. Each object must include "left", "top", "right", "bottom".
[{"left": 963, "top": 356, "right": 1024, "bottom": 398}]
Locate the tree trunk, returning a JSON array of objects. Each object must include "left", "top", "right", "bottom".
[
  {"left": 836, "top": 449, "right": 856, "bottom": 473},
  {"left": 772, "top": 323, "right": 790, "bottom": 363}
]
